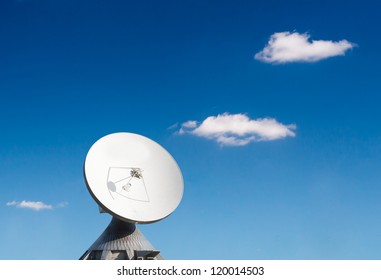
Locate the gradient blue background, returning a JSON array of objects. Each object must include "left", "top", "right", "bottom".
[{"left": 1, "top": 0, "right": 380, "bottom": 259}]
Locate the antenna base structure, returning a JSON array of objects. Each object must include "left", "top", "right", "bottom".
[{"left": 80, "top": 217, "right": 163, "bottom": 260}]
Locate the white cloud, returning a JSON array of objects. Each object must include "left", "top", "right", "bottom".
[
  {"left": 182, "top": 120, "right": 198, "bottom": 129},
  {"left": 178, "top": 120, "right": 198, "bottom": 135},
  {"left": 178, "top": 113, "right": 296, "bottom": 146},
  {"left": 6, "top": 201, "right": 17, "bottom": 206},
  {"left": 6, "top": 200, "right": 53, "bottom": 211},
  {"left": 255, "top": 31, "right": 355, "bottom": 63}
]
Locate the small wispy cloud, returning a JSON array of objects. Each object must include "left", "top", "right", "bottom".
[
  {"left": 255, "top": 31, "right": 356, "bottom": 64},
  {"left": 177, "top": 113, "right": 296, "bottom": 146},
  {"left": 56, "top": 201, "right": 69, "bottom": 208},
  {"left": 167, "top": 122, "right": 180, "bottom": 130},
  {"left": 6, "top": 200, "right": 68, "bottom": 211},
  {"left": 6, "top": 200, "right": 53, "bottom": 211}
]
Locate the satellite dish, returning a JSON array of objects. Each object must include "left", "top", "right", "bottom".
[{"left": 84, "top": 132, "right": 184, "bottom": 224}]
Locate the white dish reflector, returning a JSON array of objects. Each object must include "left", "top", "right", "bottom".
[{"left": 84, "top": 132, "right": 184, "bottom": 224}]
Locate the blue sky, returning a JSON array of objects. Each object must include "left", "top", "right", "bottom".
[{"left": 1, "top": 0, "right": 381, "bottom": 259}]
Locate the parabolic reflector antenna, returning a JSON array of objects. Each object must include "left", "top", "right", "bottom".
[{"left": 84, "top": 132, "right": 184, "bottom": 224}]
